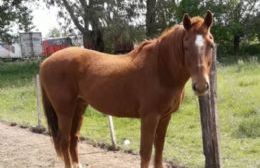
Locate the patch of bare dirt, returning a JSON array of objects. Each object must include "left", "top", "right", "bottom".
[
  {"left": 0, "top": 122, "right": 142, "bottom": 168},
  {"left": 0, "top": 122, "right": 183, "bottom": 168}
]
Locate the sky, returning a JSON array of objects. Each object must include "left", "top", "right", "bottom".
[{"left": 32, "top": 4, "right": 60, "bottom": 38}]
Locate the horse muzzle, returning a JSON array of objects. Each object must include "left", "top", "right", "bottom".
[{"left": 192, "top": 82, "right": 209, "bottom": 96}]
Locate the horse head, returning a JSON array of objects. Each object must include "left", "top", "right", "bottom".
[{"left": 182, "top": 11, "right": 215, "bottom": 96}]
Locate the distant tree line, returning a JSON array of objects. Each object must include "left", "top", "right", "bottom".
[
  {"left": 1, "top": 0, "right": 260, "bottom": 58},
  {"left": 0, "top": 0, "right": 34, "bottom": 43}
]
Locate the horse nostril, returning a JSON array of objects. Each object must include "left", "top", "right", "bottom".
[
  {"left": 192, "top": 83, "right": 197, "bottom": 91},
  {"left": 192, "top": 82, "right": 209, "bottom": 93},
  {"left": 205, "top": 82, "right": 209, "bottom": 90}
]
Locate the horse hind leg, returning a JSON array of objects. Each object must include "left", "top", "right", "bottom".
[
  {"left": 41, "top": 85, "right": 75, "bottom": 168},
  {"left": 70, "top": 101, "right": 87, "bottom": 168},
  {"left": 52, "top": 101, "right": 78, "bottom": 168},
  {"left": 56, "top": 114, "right": 74, "bottom": 168}
]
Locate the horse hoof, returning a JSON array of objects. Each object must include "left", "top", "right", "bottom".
[{"left": 73, "top": 163, "right": 83, "bottom": 168}]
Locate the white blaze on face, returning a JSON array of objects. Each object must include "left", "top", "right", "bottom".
[
  {"left": 195, "top": 35, "right": 205, "bottom": 48},
  {"left": 195, "top": 35, "right": 205, "bottom": 66}
]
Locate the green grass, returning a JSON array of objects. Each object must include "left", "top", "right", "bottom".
[
  {"left": 0, "top": 60, "right": 259, "bottom": 168},
  {"left": 0, "top": 61, "right": 39, "bottom": 125}
]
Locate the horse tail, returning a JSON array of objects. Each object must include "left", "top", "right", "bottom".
[{"left": 41, "top": 86, "right": 62, "bottom": 157}]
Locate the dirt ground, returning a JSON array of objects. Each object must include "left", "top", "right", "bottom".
[
  {"left": 0, "top": 122, "right": 178, "bottom": 168},
  {"left": 0, "top": 122, "right": 144, "bottom": 168}
]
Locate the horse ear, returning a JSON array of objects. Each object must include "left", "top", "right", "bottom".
[
  {"left": 204, "top": 10, "right": 213, "bottom": 28},
  {"left": 183, "top": 14, "right": 192, "bottom": 30}
]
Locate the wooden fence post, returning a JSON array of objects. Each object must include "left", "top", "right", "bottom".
[
  {"left": 198, "top": 45, "right": 221, "bottom": 168},
  {"left": 35, "top": 74, "right": 42, "bottom": 127},
  {"left": 31, "top": 74, "right": 46, "bottom": 133},
  {"left": 107, "top": 115, "right": 117, "bottom": 149}
]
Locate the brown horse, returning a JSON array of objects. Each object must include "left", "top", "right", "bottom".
[{"left": 40, "top": 11, "right": 214, "bottom": 168}]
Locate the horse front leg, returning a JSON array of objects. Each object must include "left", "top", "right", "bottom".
[
  {"left": 154, "top": 115, "right": 171, "bottom": 168},
  {"left": 140, "top": 113, "right": 160, "bottom": 168}
]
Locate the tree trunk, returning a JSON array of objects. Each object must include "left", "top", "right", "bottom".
[
  {"left": 83, "top": 29, "right": 104, "bottom": 52},
  {"left": 83, "top": 33, "right": 89, "bottom": 49},
  {"left": 233, "top": 34, "right": 240, "bottom": 54},
  {"left": 95, "top": 29, "right": 104, "bottom": 52},
  {"left": 146, "top": 0, "right": 157, "bottom": 38}
]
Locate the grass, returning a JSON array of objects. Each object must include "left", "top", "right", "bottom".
[
  {"left": 0, "top": 59, "right": 259, "bottom": 168},
  {"left": 0, "top": 61, "right": 39, "bottom": 125}
]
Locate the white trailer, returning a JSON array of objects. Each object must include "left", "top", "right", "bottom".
[
  {"left": 0, "top": 42, "right": 22, "bottom": 58},
  {"left": 0, "top": 32, "right": 43, "bottom": 59},
  {"left": 19, "top": 32, "right": 43, "bottom": 58}
]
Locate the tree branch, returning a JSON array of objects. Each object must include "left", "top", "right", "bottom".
[
  {"left": 61, "top": 0, "right": 85, "bottom": 33},
  {"left": 79, "top": 0, "right": 87, "bottom": 7},
  {"left": 78, "top": 0, "right": 89, "bottom": 28},
  {"left": 241, "top": 0, "right": 257, "bottom": 24}
]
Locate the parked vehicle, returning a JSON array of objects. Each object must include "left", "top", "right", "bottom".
[
  {"left": 0, "top": 32, "right": 43, "bottom": 59},
  {"left": 0, "top": 42, "right": 22, "bottom": 58},
  {"left": 19, "top": 32, "right": 43, "bottom": 58},
  {"left": 42, "top": 37, "right": 72, "bottom": 56}
]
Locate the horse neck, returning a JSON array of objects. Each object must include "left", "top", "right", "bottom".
[{"left": 157, "top": 26, "right": 190, "bottom": 88}]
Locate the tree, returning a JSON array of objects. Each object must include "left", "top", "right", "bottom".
[
  {"left": 44, "top": 0, "right": 259, "bottom": 55},
  {"left": 200, "top": 0, "right": 259, "bottom": 54},
  {"left": 44, "top": 0, "right": 104, "bottom": 51},
  {"left": 252, "top": 12, "right": 260, "bottom": 41},
  {"left": 226, "top": 0, "right": 259, "bottom": 53},
  {"left": 167, "top": 0, "right": 260, "bottom": 55},
  {"left": 0, "top": 0, "right": 34, "bottom": 43},
  {"left": 103, "top": 0, "right": 145, "bottom": 52},
  {"left": 47, "top": 28, "right": 61, "bottom": 38},
  {"left": 174, "top": 0, "right": 203, "bottom": 22},
  {"left": 145, "top": 0, "right": 178, "bottom": 38},
  {"left": 44, "top": 0, "right": 145, "bottom": 52},
  {"left": 146, "top": 0, "right": 156, "bottom": 38}
]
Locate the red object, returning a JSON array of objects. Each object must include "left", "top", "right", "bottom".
[{"left": 42, "top": 37, "right": 72, "bottom": 56}]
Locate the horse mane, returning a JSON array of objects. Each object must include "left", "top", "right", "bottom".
[
  {"left": 129, "top": 16, "right": 204, "bottom": 59},
  {"left": 128, "top": 39, "right": 156, "bottom": 58},
  {"left": 159, "top": 16, "right": 204, "bottom": 39},
  {"left": 135, "top": 40, "right": 155, "bottom": 53}
]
